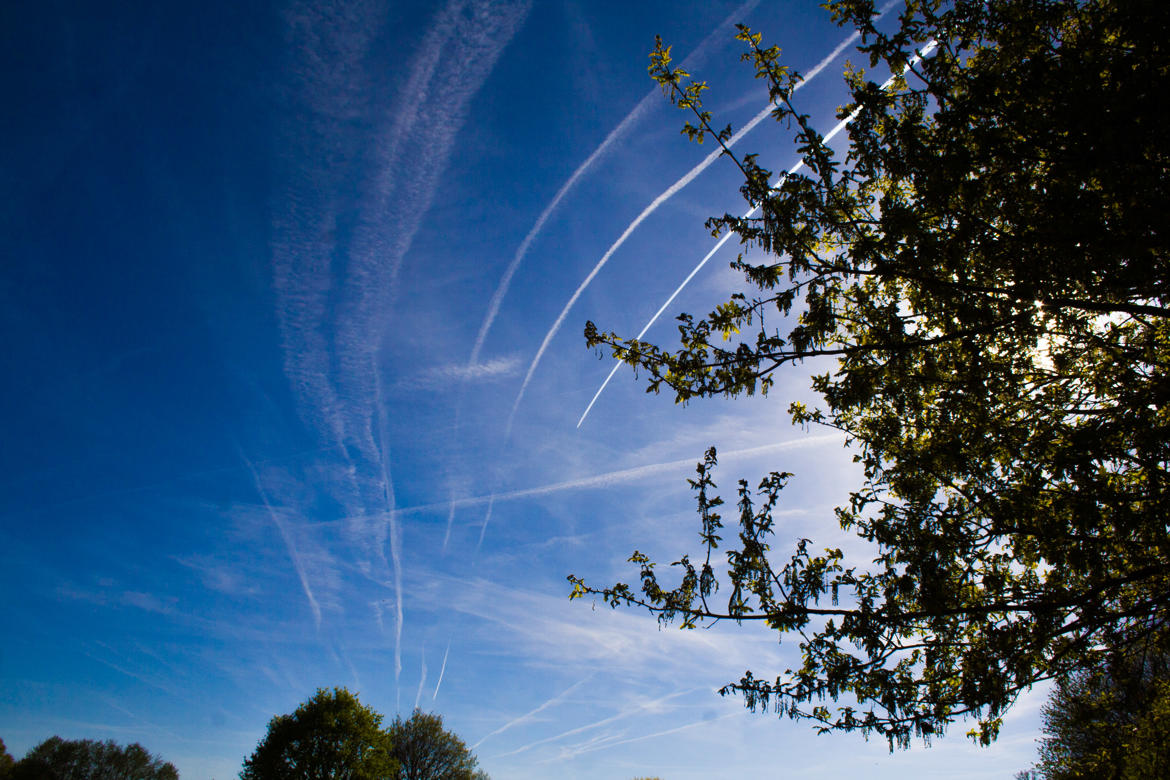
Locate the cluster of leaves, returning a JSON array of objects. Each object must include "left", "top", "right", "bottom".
[
  {"left": 242, "top": 688, "right": 487, "bottom": 780},
  {"left": 573, "top": 0, "right": 1169, "bottom": 750},
  {"left": 0, "top": 736, "right": 178, "bottom": 780}
]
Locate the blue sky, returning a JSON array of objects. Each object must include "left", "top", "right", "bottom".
[{"left": 2, "top": 0, "right": 1047, "bottom": 777}]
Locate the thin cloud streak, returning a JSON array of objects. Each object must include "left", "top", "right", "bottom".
[
  {"left": 472, "top": 676, "right": 593, "bottom": 750},
  {"left": 269, "top": 0, "right": 531, "bottom": 689},
  {"left": 549, "top": 711, "right": 740, "bottom": 761},
  {"left": 495, "top": 688, "right": 700, "bottom": 758},
  {"left": 396, "top": 432, "right": 842, "bottom": 517},
  {"left": 475, "top": 497, "right": 495, "bottom": 553},
  {"left": 446, "top": 0, "right": 762, "bottom": 566},
  {"left": 376, "top": 384, "right": 404, "bottom": 682},
  {"left": 441, "top": 500, "right": 457, "bottom": 553},
  {"left": 414, "top": 647, "right": 428, "bottom": 711},
  {"left": 239, "top": 451, "right": 322, "bottom": 630},
  {"left": 505, "top": 21, "right": 867, "bottom": 433},
  {"left": 577, "top": 21, "right": 927, "bottom": 428},
  {"left": 346, "top": 0, "right": 530, "bottom": 690},
  {"left": 432, "top": 641, "right": 451, "bottom": 701},
  {"left": 469, "top": 0, "right": 762, "bottom": 367}
]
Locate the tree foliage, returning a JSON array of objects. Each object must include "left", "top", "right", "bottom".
[
  {"left": 387, "top": 710, "right": 485, "bottom": 780},
  {"left": 1018, "top": 631, "right": 1170, "bottom": 779},
  {"left": 8, "top": 736, "right": 178, "bottom": 780},
  {"left": 571, "top": 0, "right": 1170, "bottom": 750},
  {"left": 241, "top": 688, "right": 397, "bottom": 780}
]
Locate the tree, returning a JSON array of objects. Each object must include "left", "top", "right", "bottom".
[
  {"left": 571, "top": 0, "right": 1169, "bottom": 750},
  {"left": 241, "top": 688, "right": 397, "bottom": 780},
  {"left": 9, "top": 737, "right": 178, "bottom": 780},
  {"left": 1018, "top": 631, "right": 1170, "bottom": 779},
  {"left": 0, "top": 739, "right": 14, "bottom": 779},
  {"left": 387, "top": 710, "right": 485, "bottom": 780}
]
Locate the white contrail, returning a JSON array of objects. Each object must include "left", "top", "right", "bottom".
[
  {"left": 239, "top": 450, "right": 322, "bottom": 630},
  {"left": 505, "top": 24, "right": 871, "bottom": 434},
  {"left": 577, "top": 36, "right": 936, "bottom": 427},
  {"left": 441, "top": 500, "right": 457, "bottom": 553},
  {"left": 576, "top": 229, "right": 738, "bottom": 427},
  {"left": 549, "top": 711, "right": 740, "bottom": 761},
  {"left": 414, "top": 648, "right": 428, "bottom": 711},
  {"left": 475, "top": 495, "right": 495, "bottom": 553},
  {"left": 469, "top": 0, "right": 762, "bottom": 367},
  {"left": 432, "top": 641, "right": 451, "bottom": 701},
  {"left": 376, "top": 392, "right": 404, "bottom": 683},
  {"left": 454, "top": 0, "right": 760, "bottom": 554},
  {"left": 468, "top": 108, "right": 645, "bottom": 367},
  {"left": 473, "top": 676, "right": 592, "bottom": 749},
  {"left": 496, "top": 688, "right": 699, "bottom": 757},
  {"left": 395, "top": 432, "right": 842, "bottom": 517}
]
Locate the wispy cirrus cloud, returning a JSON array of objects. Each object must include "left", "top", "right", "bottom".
[
  {"left": 395, "top": 432, "right": 843, "bottom": 517},
  {"left": 413, "top": 647, "right": 428, "bottom": 711},
  {"left": 542, "top": 711, "right": 740, "bottom": 762},
  {"left": 496, "top": 688, "right": 700, "bottom": 758},
  {"left": 266, "top": 0, "right": 532, "bottom": 691},
  {"left": 473, "top": 676, "right": 594, "bottom": 750},
  {"left": 396, "top": 356, "right": 521, "bottom": 392},
  {"left": 241, "top": 450, "right": 324, "bottom": 629}
]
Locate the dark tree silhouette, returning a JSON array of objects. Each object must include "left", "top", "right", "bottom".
[
  {"left": 387, "top": 710, "right": 486, "bottom": 780},
  {"left": 9, "top": 737, "right": 178, "bottom": 780}
]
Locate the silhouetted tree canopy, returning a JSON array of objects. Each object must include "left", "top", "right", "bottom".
[
  {"left": 387, "top": 710, "right": 486, "bottom": 780},
  {"left": 241, "top": 688, "right": 396, "bottom": 780},
  {"left": 8, "top": 737, "right": 178, "bottom": 780},
  {"left": 0, "top": 739, "right": 15, "bottom": 779},
  {"left": 571, "top": 0, "right": 1170, "bottom": 749}
]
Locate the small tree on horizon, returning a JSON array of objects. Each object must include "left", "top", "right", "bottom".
[
  {"left": 241, "top": 687, "right": 396, "bottom": 780},
  {"left": 8, "top": 736, "right": 178, "bottom": 780},
  {"left": 387, "top": 709, "right": 485, "bottom": 780}
]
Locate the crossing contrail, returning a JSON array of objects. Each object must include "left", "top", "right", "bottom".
[
  {"left": 576, "top": 36, "right": 937, "bottom": 427},
  {"left": 505, "top": 23, "right": 871, "bottom": 434}
]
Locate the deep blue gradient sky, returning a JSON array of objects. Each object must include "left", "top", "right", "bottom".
[{"left": 3, "top": 1, "right": 1045, "bottom": 777}]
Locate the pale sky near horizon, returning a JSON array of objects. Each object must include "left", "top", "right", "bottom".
[{"left": 1, "top": 1, "right": 1047, "bottom": 777}]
